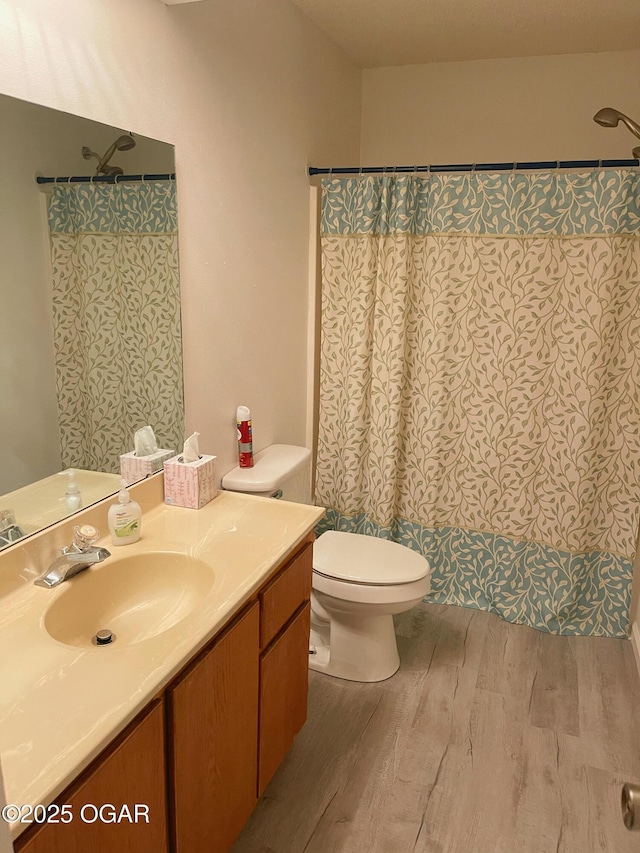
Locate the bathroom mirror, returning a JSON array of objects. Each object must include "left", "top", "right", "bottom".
[{"left": 0, "top": 92, "right": 184, "bottom": 547}]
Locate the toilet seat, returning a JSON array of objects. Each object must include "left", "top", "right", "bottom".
[
  {"left": 313, "top": 530, "right": 430, "bottom": 585},
  {"left": 313, "top": 570, "right": 430, "bottom": 605}
]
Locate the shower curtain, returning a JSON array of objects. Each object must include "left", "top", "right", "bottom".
[
  {"left": 47, "top": 180, "right": 184, "bottom": 474},
  {"left": 315, "top": 171, "right": 640, "bottom": 637}
]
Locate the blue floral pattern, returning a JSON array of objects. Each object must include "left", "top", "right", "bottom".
[
  {"left": 316, "top": 510, "right": 632, "bottom": 637},
  {"left": 48, "top": 182, "right": 184, "bottom": 474},
  {"left": 315, "top": 171, "right": 640, "bottom": 637},
  {"left": 48, "top": 181, "right": 177, "bottom": 234},
  {"left": 321, "top": 171, "right": 640, "bottom": 236}
]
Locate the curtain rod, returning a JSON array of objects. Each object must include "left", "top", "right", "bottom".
[
  {"left": 36, "top": 173, "right": 176, "bottom": 184},
  {"left": 308, "top": 159, "right": 639, "bottom": 176}
]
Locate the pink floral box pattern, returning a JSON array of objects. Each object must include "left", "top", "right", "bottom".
[
  {"left": 163, "top": 454, "right": 217, "bottom": 509},
  {"left": 120, "top": 449, "right": 175, "bottom": 486}
]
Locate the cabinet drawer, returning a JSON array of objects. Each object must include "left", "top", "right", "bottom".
[{"left": 259, "top": 543, "right": 312, "bottom": 650}]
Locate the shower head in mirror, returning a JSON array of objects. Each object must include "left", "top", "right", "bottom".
[
  {"left": 593, "top": 108, "right": 640, "bottom": 158},
  {"left": 81, "top": 134, "right": 136, "bottom": 176}
]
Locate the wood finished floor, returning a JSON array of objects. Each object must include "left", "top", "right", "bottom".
[{"left": 232, "top": 602, "right": 640, "bottom": 853}]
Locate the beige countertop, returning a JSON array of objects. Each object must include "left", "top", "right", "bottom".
[
  {"left": 0, "top": 469, "right": 121, "bottom": 538},
  {"left": 0, "top": 478, "right": 324, "bottom": 839}
]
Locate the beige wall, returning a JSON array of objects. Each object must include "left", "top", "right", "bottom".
[
  {"left": 361, "top": 50, "right": 640, "bottom": 165},
  {"left": 0, "top": 0, "right": 361, "bottom": 481},
  {"left": 1, "top": 96, "right": 60, "bottom": 493}
]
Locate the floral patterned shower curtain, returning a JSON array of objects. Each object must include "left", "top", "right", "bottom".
[
  {"left": 47, "top": 180, "right": 184, "bottom": 474},
  {"left": 315, "top": 171, "right": 640, "bottom": 637}
]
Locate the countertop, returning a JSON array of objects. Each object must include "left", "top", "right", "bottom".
[
  {"left": 0, "top": 483, "right": 324, "bottom": 839},
  {"left": 0, "top": 469, "right": 121, "bottom": 538}
]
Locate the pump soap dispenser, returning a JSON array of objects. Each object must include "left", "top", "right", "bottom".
[
  {"left": 108, "top": 480, "right": 142, "bottom": 545},
  {"left": 64, "top": 470, "right": 82, "bottom": 512}
]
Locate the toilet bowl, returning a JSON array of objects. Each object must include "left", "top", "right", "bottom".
[
  {"left": 221, "top": 445, "right": 431, "bottom": 683},
  {"left": 310, "top": 530, "right": 431, "bottom": 682}
]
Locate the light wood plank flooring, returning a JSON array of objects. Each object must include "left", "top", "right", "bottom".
[{"left": 232, "top": 602, "right": 640, "bottom": 853}]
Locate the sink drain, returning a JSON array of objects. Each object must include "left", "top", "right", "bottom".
[{"left": 93, "top": 629, "right": 115, "bottom": 646}]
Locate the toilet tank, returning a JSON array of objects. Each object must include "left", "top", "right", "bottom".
[{"left": 221, "top": 444, "right": 312, "bottom": 504}]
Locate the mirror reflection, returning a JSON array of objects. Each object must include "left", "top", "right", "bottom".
[{"left": 0, "top": 93, "right": 184, "bottom": 546}]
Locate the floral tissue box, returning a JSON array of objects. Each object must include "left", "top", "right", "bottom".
[
  {"left": 120, "top": 449, "right": 175, "bottom": 486},
  {"left": 163, "top": 454, "right": 217, "bottom": 509}
]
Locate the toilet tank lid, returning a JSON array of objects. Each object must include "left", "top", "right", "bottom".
[
  {"left": 313, "top": 531, "right": 431, "bottom": 585},
  {"left": 222, "top": 444, "right": 311, "bottom": 493}
]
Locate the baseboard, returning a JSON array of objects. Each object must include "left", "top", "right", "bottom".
[{"left": 631, "top": 621, "right": 640, "bottom": 682}]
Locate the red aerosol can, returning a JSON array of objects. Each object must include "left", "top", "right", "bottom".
[{"left": 236, "top": 405, "right": 254, "bottom": 468}]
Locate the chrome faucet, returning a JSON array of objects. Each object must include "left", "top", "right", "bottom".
[
  {"left": 0, "top": 509, "right": 26, "bottom": 550},
  {"left": 35, "top": 525, "right": 110, "bottom": 589}
]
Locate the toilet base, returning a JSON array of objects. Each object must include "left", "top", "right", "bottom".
[{"left": 309, "top": 609, "right": 400, "bottom": 683}]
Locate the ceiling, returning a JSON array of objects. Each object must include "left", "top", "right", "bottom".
[{"left": 288, "top": 0, "right": 640, "bottom": 67}]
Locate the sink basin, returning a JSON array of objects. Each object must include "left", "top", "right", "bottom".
[{"left": 43, "top": 552, "right": 215, "bottom": 648}]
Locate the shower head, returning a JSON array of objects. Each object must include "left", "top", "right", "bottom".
[
  {"left": 81, "top": 133, "right": 136, "bottom": 176},
  {"left": 594, "top": 107, "right": 625, "bottom": 128},
  {"left": 593, "top": 108, "right": 640, "bottom": 146},
  {"left": 113, "top": 134, "right": 136, "bottom": 152}
]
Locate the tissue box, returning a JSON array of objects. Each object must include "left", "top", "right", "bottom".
[
  {"left": 163, "top": 454, "right": 217, "bottom": 509},
  {"left": 120, "top": 448, "right": 175, "bottom": 485}
]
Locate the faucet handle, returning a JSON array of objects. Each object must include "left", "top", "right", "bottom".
[
  {"left": 71, "top": 524, "right": 100, "bottom": 552},
  {"left": 0, "top": 509, "right": 17, "bottom": 532}
]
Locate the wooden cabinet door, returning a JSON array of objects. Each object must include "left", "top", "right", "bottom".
[
  {"left": 15, "top": 701, "right": 168, "bottom": 853},
  {"left": 170, "top": 601, "right": 259, "bottom": 853},
  {"left": 258, "top": 602, "right": 311, "bottom": 795}
]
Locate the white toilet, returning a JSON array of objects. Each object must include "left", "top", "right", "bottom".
[
  {"left": 311, "top": 530, "right": 431, "bottom": 682},
  {"left": 222, "top": 445, "right": 431, "bottom": 683}
]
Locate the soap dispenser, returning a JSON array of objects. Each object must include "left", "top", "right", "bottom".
[
  {"left": 64, "top": 470, "right": 82, "bottom": 512},
  {"left": 108, "top": 480, "right": 142, "bottom": 545}
]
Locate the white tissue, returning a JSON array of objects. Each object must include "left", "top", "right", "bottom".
[
  {"left": 134, "top": 425, "right": 159, "bottom": 457},
  {"left": 182, "top": 432, "right": 200, "bottom": 463}
]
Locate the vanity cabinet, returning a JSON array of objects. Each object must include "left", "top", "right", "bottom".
[
  {"left": 14, "top": 701, "right": 168, "bottom": 853},
  {"left": 169, "top": 601, "right": 259, "bottom": 853},
  {"left": 257, "top": 542, "right": 313, "bottom": 794},
  {"left": 13, "top": 534, "right": 314, "bottom": 853}
]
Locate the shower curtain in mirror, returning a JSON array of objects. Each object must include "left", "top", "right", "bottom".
[
  {"left": 47, "top": 180, "right": 184, "bottom": 474},
  {"left": 315, "top": 171, "right": 640, "bottom": 636}
]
